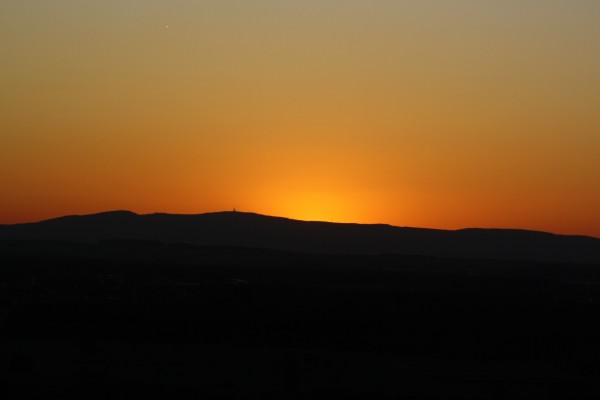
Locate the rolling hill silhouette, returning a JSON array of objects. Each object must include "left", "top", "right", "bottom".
[
  {"left": 1, "top": 210, "right": 599, "bottom": 263},
  {"left": 4, "top": 212, "right": 600, "bottom": 398}
]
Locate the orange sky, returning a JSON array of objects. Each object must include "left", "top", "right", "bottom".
[{"left": 1, "top": 1, "right": 600, "bottom": 237}]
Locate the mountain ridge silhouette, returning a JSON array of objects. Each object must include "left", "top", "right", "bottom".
[{"left": 1, "top": 210, "right": 599, "bottom": 263}]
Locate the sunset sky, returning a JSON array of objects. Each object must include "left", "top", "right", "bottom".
[{"left": 2, "top": 1, "right": 599, "bottom": 236}]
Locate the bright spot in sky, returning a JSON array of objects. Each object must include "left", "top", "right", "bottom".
[{"left": 277, "top": 191, "right": 355, "bottom": 223}]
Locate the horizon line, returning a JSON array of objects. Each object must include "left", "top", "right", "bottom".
[{"left": 2, "top": 209, "right": 599, "bottom": 240}]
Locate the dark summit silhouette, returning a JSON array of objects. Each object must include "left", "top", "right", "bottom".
[{"left": 1, "top": 210, "right": 599, "bottom": 263}]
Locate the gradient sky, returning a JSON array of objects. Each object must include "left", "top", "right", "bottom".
[{"left": 2, "top": 1, "right": 600, "bottom": 236}]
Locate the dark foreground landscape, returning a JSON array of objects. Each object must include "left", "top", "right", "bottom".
[{"left": 2, "top": 212, "right": 600, "bottom": 399}]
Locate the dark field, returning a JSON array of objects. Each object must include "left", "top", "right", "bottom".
[{"left": 2, "top": 240, "right": 600, "bottom": 399}]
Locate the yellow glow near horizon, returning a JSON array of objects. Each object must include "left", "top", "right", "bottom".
[{"left": 270, "top": 190, "right": 357, "bottom": 223}]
